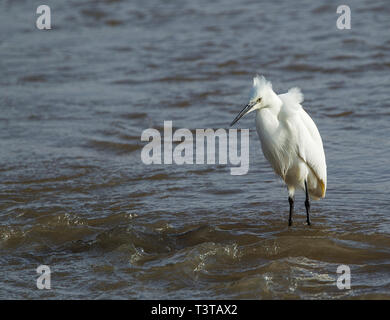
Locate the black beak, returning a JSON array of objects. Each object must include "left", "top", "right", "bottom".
[{"left": 230, "top": 101, "right": 255, "bottom": 127}]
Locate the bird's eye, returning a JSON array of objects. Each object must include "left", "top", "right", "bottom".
[{"left": 257, "top": 98, "right": 262, "bottom": 103}]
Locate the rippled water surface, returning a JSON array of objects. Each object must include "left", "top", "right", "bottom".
[{"left": 1, "top": 0, "right": 390, "bottom": 299}]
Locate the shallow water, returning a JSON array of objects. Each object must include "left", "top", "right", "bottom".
[{"left": 1, "top": 0, "right": 390, "bottom": 299}]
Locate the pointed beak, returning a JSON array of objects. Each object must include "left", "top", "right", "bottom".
[{"left": 230, "top": 101, "right": 256, "bottom": 126}]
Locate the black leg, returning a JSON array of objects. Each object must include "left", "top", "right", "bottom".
[
  {"left": 288, "top": 196, "right": 294, "bottom": 226},
  {"left": 304, "top": 180, "right": 311, "bottom": 226}
]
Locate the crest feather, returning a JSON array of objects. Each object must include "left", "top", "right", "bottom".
[{"left": 251, "top": 75, "right": 273, "bottom": 100}]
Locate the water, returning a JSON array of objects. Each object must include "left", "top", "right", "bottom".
[{"left": 1, "top": 0, "right": 390, "bottom": 299}]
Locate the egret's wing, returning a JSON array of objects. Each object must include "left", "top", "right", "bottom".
[
  {"left": 296, "top": 108, "right": 327, "bottom": 197},
  {"left": 279, "top": 88, "right": 327, "bottom": 197}
]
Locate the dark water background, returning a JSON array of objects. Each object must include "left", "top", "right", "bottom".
[{"left": 0, "top": 0, "right": 390, "bottom": 299}]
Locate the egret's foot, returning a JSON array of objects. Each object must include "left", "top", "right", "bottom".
[
  {"left": 306, "top": 219, "right": 311, "bottom": 226},
  {"left": 288, "top": 220, "right": 292, "bottom": 227}
]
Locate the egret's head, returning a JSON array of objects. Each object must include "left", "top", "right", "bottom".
[{"left": 230, "top": 75, "right": 274, "bottom": 126}]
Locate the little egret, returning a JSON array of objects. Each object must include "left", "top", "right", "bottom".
[{"left": 231, "top": 75, "right": 327, "bottom": 226}]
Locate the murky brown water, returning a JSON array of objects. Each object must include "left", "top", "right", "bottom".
[{"left": 1, "top": 0, "right": 390, "bottom": 299}]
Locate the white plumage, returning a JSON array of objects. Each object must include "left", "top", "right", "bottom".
[{"left": 231, "top": 75, "right": 327, "bottom": 226}]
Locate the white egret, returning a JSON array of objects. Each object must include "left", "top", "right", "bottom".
[{"left": 231, "top": 75, "right": 327, "bottom": 226}]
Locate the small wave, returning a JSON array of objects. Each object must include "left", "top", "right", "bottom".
[
  {"left": 217, "top": 60, "right": 239, "bottom": 68},
  {"left": 19, "top": 74, "right": 47, "bottom": 83},
  {"left": 282, "top": 64, "right": 358, "bottom": 74},
  {"left": 105, "top": 19, "right": 123, "bottom": 27},
  {"left": 120, "top": 112, "right": 147, "bottom": 120},
  {"left": 325, "top": 111, "right": 354, "bottom": 118},
  {"left": 311, "top": 4, "right": 332, "bottom": 14},
  {"left": 81, "top": 9, "right": 107, "bottom": 20},
  {"left": 86, "top": 139, "right": 141, "bottom": 154}
]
